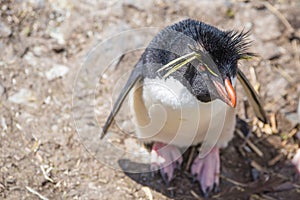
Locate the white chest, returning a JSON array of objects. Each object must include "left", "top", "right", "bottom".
[{"left": 129, "top": 77, "right": 236, "bottom": 148}]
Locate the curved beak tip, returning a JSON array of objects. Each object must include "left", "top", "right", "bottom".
[
  {"left": 225, "top": 78, "right": 236, "bottom": 108},
  {"left": 212, "top": 78, "right": 237, "bottom": 108}
]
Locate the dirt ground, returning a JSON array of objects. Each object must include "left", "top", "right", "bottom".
[{"left": 1, "top": 0, "right": 300, "bottom": 199}]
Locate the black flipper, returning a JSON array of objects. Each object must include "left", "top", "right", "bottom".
[
  {"left": 100, "top": 61, "right": 143, "bottom": 139},
  {"left": 237, "top": 68, "right": 268, "bottom": 123}
]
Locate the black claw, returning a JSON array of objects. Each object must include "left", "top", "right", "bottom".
[
  {"left": 207, "top": 187, "right": 213, "bottom": 193},
  {"left": 203, "top": 190, "right": 209, "bottom": 199},
  {"left": 213, "top": 183, "right": 220, "bottom": 193},
  {"left": 192, "top": 174, "right": 198, "bottom": 183},
  {"left": 141, "top": 173, "right": 149, "bottom": 182},
  {"left": 167, "top": 189, "right": 175, "bottom": 198},
  {"left": 202, "top": 184, "right": 220, "bottom": 199},
  {"left": 175, "top": 161, "right": 181, "bottom": 170},
  {"left": 160, "top": 169, "right": 170, "bottom": 185},
  {"left": 200, "top": 186, "right": 212, "bottom": 199},
  {"left": 150, "top": 170, "right": 157, "bottom": 178}
]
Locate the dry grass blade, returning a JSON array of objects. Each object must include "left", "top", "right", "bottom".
[
  {"left": 40, "top": 165, "right": 54, "bottom": 183},
  {"left": 273, "top": 65, "right": 294, "bottom": 83},
  {"left": 292, "top": 40, "right": 300, "bottom": 68},
  {"left": 31, "top": 139, "right": 40, "bottom": 153},
  {"left": 262, "top": 1, "right": 294, "bottom": 33}
]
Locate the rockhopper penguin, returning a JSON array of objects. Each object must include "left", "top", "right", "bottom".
[{"left": 101, "top": 19, "right": 267, "bottom": 194}]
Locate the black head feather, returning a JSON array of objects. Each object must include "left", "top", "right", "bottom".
[{"left": 170, "top": 19, "right": 253, "bottom": 77}]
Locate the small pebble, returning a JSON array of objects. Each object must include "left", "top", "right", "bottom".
[
  {"left": 45, "top": 64, "right": 69, "bottom": 80},
  {"left": 0, "top": 22, "right": 12, "bottom": 37},
  {"left": 8, "top": 88, "right": 36, "bottom": 105},
  {"left": 0, "top": 83, "right": 4, "bottom": 96}
]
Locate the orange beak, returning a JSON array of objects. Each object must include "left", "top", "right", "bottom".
[
  {"left": 212, "top": 78, "right": 236, "bottom": 108},
  {"left": 224, "top": 78, "right": 236, "bottom": 107}
]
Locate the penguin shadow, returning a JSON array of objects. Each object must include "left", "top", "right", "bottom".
[
  {"left": 118, "top": 117, "right": 300, "bottom": 200},
  {"left": 118, "top": 148, "right": 203, "bottom": 200}
]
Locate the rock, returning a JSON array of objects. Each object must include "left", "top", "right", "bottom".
[
  {"left": 179, "top": 0, "right": 225, "bottom": 24},
  {"left": 45, "top": 64, "right": 69, "bottom": 80},
  {"left": 32, "top": 45, "right": 44, "bottom": 57},
  {"left": 8, "top": 88, "right": 36, "bottom": 105},
  {"left": 0, "top": 83, "right": 4, "bottom": 96},
  {"left": 1, "top": 116, "right": 7, "bottom": 131},
  {"left": 51, "top": 125, "right": 58, "bottom": 132},
  {"left": 28, "top": 0, "right": 45, "bottom": 9},
  {"left": 50, "top": 30, "right": 66, "bottom": 45},
  {"left": 0, "top": 22, "right": 12, "bottom": 38},
  {"left": 44, "top": 96, "right": 51, "bottom": 104},
  {"left": 253, "top": 12, "right": 281, "bottom": 41},
  {"left": 266, "top": 77, "right": 288, "bottom": 99},
  {"left": 285, "top": 112, "right": 299, "bottom": 127},
  {"left": 255, "top": 41, "right": 283, "bottom": 60},
  {"left": 297, "top": 130, "right": 300, "bottom": 141},
  {"left": 292, "top": 148, "right": 300, "bottom": 174},
  {"left": 24, "top": 52, "right": 38, "bottom": 66},
  {"left": 101, "top": 21, "right": 131, "bottom": 40},
  {"left": 298, "top": 97, "right": 300, "bottom": 122},
  {"left": 123, "top": 138, "right": 150, "bottom": 164}
]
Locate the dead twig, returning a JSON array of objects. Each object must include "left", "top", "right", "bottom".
[
  {"left": 270, "top": 113, "right": 278, "bottom": 134},
  {"left": 219, "top": 174, "right": 248, "bottom": 187},
  {"left": 236, "top": 129, "right": 264, "bottom": 157},
  {"left": 249, "top": 67, "right": 260, "bottom": 93},
  {"left": 292, "top": 40, "right": 300, "bottom": 69},
  {"left": 190, "top": 189, "right": 202, "bottom": 199},
  {"left": 268, "top": 153, "right": 284, "bottom": 166},
  {"left": 31, "top": 139, "right": 40, "bottom": 153},
  {"left": 287, "top": 128, "right": 298, "bottom": 138},
  {"left": 273, "top": 65, "right": 294, "bottom": 83},
  {"left": 40, "top": 165, "right": 54, "bottom": 183},
  {"left": 261, "top": 123, "right": 275, "bottom": 135},
  {"left": 250, "top": 160, "right": 266, "bottom": 172},
  {"left": 185, "top": 146, "right": 196, "bottom": 171},
  {"left": 25, "top": 186, "right": 49, "bottom": 200}
]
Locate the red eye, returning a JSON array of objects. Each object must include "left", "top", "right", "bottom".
[{"left": 199, "top": 65, "right": 206, "bottom": 71}]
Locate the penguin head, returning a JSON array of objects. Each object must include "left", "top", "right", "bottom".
[
  {"left": 192, "top": 27, "right": 252, "bottom": 108},
  {"left": 161, "top": 19, "right": 253, "bottom": 108}
]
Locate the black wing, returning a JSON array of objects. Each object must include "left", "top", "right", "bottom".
[
  {"left": 237, "top": 68, "right": 268, "bottom": 123},
  {"left": 100, "top": 61, "right": 143, "bottom": 139}
]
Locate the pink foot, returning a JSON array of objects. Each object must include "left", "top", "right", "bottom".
[
  {"left": 150, "top": 142, "right": 183, "bottom": 183},
  {"left": 191, "top": 147, "right": 220, "bottom": 194},
  {"left": 292, "top": 149, "right": 300, "bottom": 174}
]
